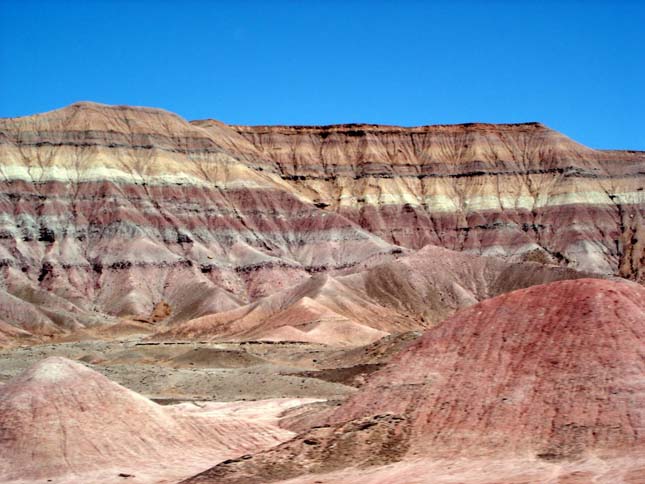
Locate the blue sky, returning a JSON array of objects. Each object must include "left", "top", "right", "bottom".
[{"left": 1, "top": 0, "right": 644, "bottom": 149}]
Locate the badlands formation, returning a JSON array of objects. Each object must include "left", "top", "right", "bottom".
[
  {"left": 186, "top": 279, "right": 645, "bottom": 484},
  {"left": 0, "top": 102, "right": 643, "bottom": 341},
  {"left": 0, "top": 102, "right": 643, "bottom": 483}
]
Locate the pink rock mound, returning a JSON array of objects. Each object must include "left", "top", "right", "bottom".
[
  {"left": 0, "top": 357, "right": 294, "bottom": 483},
  {"left": 184, "top": 278, "right": 645, "bottom": 483}
]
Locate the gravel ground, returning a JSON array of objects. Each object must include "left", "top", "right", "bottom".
[{"left": 0, "top": 339, "right": 356, "bottom": 402}]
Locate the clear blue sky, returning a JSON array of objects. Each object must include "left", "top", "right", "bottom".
[{"left": 1, "top": 0, "right": 644, "bottom": 149}]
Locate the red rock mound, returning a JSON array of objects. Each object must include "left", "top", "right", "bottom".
[
  {"left": 333, "top": 278, "right": 645, "bottom": 457},
  {"left": 184, "top": 278, "right": 645, "bottom": 483},
  {"left": 0, "top": 357, "right": 294, "bottom": 483}
]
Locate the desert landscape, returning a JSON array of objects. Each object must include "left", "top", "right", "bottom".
[{"left": 0, "top": 102, "right": 643, "bottom": 483}]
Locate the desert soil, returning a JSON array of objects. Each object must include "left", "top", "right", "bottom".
[{"left": 0, "top": 333, "right": 418, "bottom": 403}]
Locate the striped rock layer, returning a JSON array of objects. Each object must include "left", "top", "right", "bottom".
[
  {"left": 221, "top": 122, "right": 644, "bottom": 279},
  {"left": 0, "top": 102, "right": 642, "bottom": 338}
]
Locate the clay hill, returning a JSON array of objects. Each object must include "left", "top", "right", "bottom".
[
  {"left": 0, "top": 356, "right": 307, "bottom": 483},
  {"left": 158, "top": 245, "right": 596, "bottom": 346},
  {"left": 0, "top": 102, "right": 643, "bottom": 342},
  {"left": 185, "top": 278, "right": 645, "bottom": 483}
]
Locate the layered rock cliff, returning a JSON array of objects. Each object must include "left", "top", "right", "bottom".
[
  {"left": 0, "top": 102, "right": 642, "bottom": 339},
  {"left": 0, "top": 103, "right": 395, "bottom": 337},
  {"left": 217, "top": 122, "right": 644, "bottom": 279}
]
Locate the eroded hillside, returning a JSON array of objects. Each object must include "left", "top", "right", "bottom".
[{"left": 0, "top": 102, "right": 642, "bottom": 341}]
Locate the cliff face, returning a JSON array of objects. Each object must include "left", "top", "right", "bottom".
[
  {"left": 220, "top": 122, "right": 644, "bottom": 279},
  {"left": 0, "top": 102, "right": 642, "bottom": 338}
]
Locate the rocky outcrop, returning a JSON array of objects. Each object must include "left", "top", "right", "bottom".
[{"left": 0, "top": 102, "right": 642, "bottom": 339}]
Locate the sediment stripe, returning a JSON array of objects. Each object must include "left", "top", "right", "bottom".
[{"left": 1, "top": 176, "right": 642, "bottom": 212}]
